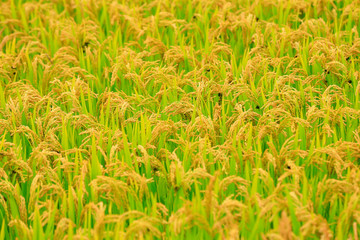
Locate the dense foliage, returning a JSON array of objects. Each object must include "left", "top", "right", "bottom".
[{"left": 0, "top": 0, "right": 360, "bottom": 239}]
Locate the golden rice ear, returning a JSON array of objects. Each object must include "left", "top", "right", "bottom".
[
  {"left": 123, "top": 170, "right": 153, "bottom": 199},
  {"left": 0, "top": 166, "right": 8, "bottom": 181},
  {"left": 89, "top": 176, "right": 137, "bottom": 210},
  {"left": 219, "top": 175, "right": 249, "bottom": 199},
  {"left": 124, "top": 216, "right": 165, "bottom": 239},
  {"left": 0, "top": 194, "right": 9, "bottom": 221},
  {"left": 8, "top": 219, "right": 32, "bottom": 240},
  {"left": 144, "top": 37, "right": 168, "bottom": 56},
  {"left": 169, "top": 199, "right": 213, "bottom": 236},
  {"left": 149, "top": 120, "right": 178, "bottom": 145},
  {"left": 54, "top": 218, "right": 76, "bottom": 240},
  {"left": 19, "top": 196, "right": 27, "bottom": 223},
  {"left": 295, "top": 206, "right": 333, "bottom": 239},
  {"left": 278, "top": 211, "right": 293, "bottom": 240}
]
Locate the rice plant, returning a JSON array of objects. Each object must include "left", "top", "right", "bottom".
[{"left": 0, "top": 0, "right": 360, "bottom": 239}]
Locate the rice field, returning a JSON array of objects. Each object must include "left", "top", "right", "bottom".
[{"left": 1, "top": 0, "right": 360, "bottom": 239}]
